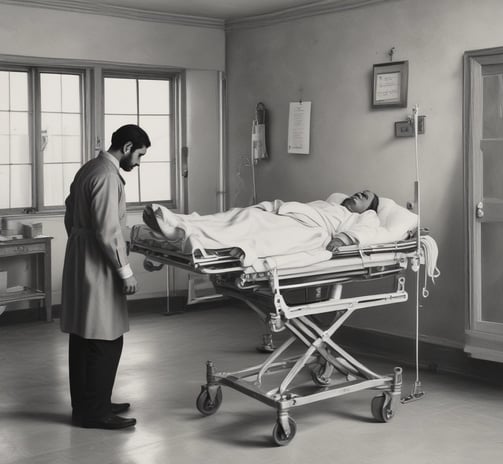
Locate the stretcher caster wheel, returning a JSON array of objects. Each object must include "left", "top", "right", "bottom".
[
  {"left": 272, "top": 417, "right": 297, "bottom": 446},
  {"left": 311, "top": 364, "right": 331, "bottom": 386},
  {"left": 196, "top": 386, "right": 222, "bottom": 416},
  {"left": 371, "top": 393, "right": 394, "bottom": 422}
]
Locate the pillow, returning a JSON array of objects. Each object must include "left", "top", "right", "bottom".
[{"left": 376, "top": 197, "right": 418, "bottom": 241}]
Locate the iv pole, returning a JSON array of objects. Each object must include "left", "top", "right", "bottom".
[{"left": 402, "top": 105, "right": 425, "bottom": 403}]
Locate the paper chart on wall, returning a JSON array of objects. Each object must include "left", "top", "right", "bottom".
[{"left": 288, "top": 101, "right": 311, "bottom": 154}]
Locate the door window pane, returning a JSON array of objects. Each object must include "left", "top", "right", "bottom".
[
  {"left": 481, "top": 222, "right": 503, "bottom": 323},
  {"left": 482, "top": 140, "right": 503, "bottom": 200},
  {"left": 483, "top": 74, "right": 503, "bottom": 139}
]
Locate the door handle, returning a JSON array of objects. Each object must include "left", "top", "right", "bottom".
[{"left": 476, "top": 201, "right": 484, "bottom": 218}]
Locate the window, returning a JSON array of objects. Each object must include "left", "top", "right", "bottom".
[
  {"left": 40, "top": 72, "right": 84, "bottom": 208},
  {"left": 104, "top": 75, "right": 174, "bottom": 204},
  {"left": 0, "top": 61, "right": 180, "bottom": 214},
  {"left": 0, "top": 70, "right": 31, "bottom": 209}
]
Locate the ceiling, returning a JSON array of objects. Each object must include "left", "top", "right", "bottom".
[
  {"left": 0, "top": 0, "right": 389, "bottom": 26},
  {"left": 74, "top": 0, "right": 328, "bottom": 20}
]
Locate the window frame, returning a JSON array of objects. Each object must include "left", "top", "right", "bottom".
[
  {"left": 101, "top": 68, "right": 178, "bottom": 211},
  {"left": 0, "top": 56, "right": 183, "bottom": 216}
]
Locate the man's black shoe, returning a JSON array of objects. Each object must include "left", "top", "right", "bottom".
[
  {"left": 81, "top": 414, "right": 136, "bottom": 430},
  {"left": 111, "top": 402, "right": 131, "bottom": 414}
]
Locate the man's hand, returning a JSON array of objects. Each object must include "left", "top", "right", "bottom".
[{"left": 122, "top": 275, "right": 137, "bottom": 295}]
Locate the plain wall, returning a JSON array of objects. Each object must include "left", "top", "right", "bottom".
[
  {"left": 226, "top": 0, "right": 503, "bottom": 348},
  {"left": 0, "top": 3, "right": 224, "bottom": 306}
]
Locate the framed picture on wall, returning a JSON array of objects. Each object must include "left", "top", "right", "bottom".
[{"left": 372, "top": 60, "right": 408, "bottom": 108}]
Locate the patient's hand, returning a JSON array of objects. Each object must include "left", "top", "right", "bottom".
[{"left": 326, "top": 237, "right": 346, "bottom": 252}]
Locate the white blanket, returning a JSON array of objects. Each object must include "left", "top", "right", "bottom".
[{"left": 146, "top": 194, "right": 418, "bottom": 271}]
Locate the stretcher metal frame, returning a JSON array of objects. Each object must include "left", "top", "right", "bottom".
[{"left": 131, "top": 228, "right": 420, "bottom": 445}]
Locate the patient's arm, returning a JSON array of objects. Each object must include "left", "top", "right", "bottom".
[{"left": 326, "top": 232, "right": 356, "bottom": 251}]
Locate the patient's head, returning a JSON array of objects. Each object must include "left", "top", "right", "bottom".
[{"left": 342, "top": 190, "right": 379, "bottom": 213}]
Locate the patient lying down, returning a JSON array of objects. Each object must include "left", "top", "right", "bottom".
[{"left": 142, "top": 190, "right": 417, "bottom": 268}]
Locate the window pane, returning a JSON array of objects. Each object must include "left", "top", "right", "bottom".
[
  {"left": 61, "top": 136, "right": 81, "bottom": 161},
  {"left": 10, "top": 135, "right": 30, "bottom": 164},
  {"left": 139, "top": 115, "right": 170, "bottom": 162},
  {"left": 61, "top": 113, "right": 81, "bottom": 136},
  {"left": 0, "top": 165, "right": 8, "bottom": 208},
  {"left": 42, "top": 112, "right": 61, "bottom": 135},
  {"left": 139, "top": 79, "right": 170, "bottom": 115},
  {"left": 104, "top": 78, "right": 137, "bottom": 115},
  {"left": 0, "top": 71, "right": 8, "bottom": 110},
  {"left": 61, "top": 74, "right": 80, "bottom": 113},
  {"left": 40, "top": 74, "right": 82, "bottom": 194},
  {"left": 10, "top": 164, "right": 31, "bottom": 208},
  {"left": 63, "top": 163, "right": 80, "bottom": 200},
  {"left": 104, "top": 114, "right": 137, "bottom": 148},
  {"left": 10, "top": 111, "right": 28, "bottom": 135},
  {"left": 0, "top": 135, "right": 8, "bottom": 164},
  {"left": 140, "top": 162, "right": 171, "bottom": 201},
  {"left": 43, "top": 164, "right": 63, "bottom": 206},
  {"left": 10, "top": 112, "right": 30, "bottom": 163},
  {"left": 0, "top": 112, "right": 8, "bottom": 164},
  {"left": 0, "top": 111, "right": 8, "bottom": 134},
  {"left": 121, "top": 169, "right": 140, "bottom": 203},
  {"left": 10, "top": 72, "right": 28, "bottom": 111},
  {"left": 43, "top": 135, "right": 63, "bottom": 163},
  {"left": 41, "top": 73, "right": 62, "bottom": 112}
]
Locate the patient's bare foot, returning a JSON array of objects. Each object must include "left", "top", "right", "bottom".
[{"left": 143, "top": 206, "right": 162, "bottom": 234}]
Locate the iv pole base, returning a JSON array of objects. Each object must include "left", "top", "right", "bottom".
[{"left": 401, "top": 380, "right": 425, "bottom": 404}]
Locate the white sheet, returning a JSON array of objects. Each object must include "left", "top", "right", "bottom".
[{"left": 145, "top": 193, "right": 418, "bottom": 270}]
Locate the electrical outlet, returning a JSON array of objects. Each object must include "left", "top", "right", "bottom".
[
  {"left": 395, "top": 121, "right": 414, "bottom": 137},
  {"left": 394, "top": 115, "right": 425, "bottom": 137}
]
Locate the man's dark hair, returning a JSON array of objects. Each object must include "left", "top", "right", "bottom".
[
  {"left": 369, "top": 193, "right": 379, "bottom": 212},
  {"left": 110, "top": 124, "right": 151, "bottom": 151}
]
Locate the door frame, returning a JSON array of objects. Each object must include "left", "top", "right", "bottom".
[{"left": 464, "top": 46, "right": 503, "bottom": 361}]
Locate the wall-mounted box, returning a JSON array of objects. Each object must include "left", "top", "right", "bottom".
[{"left": 395, "top": 116, "right": 425, "bottom": 137}]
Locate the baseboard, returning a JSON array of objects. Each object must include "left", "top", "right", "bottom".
[
  {"left": 0, "top": 294, "right": 227, "bottom": 325},
  {"left": 336, "top": 326, "right": 503, "bottom": 386}
]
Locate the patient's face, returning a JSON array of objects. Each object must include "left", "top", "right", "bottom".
[{"left": 342, "top": 190, "right": 375, "bottom": 213}]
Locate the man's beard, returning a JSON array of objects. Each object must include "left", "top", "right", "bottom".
[{"left": 120, "top": 156, "right": 134, "bottom": 171}]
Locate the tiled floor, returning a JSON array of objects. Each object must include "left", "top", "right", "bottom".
[{"left": 1, "top": 303, "right": 502, "bottom": 463}]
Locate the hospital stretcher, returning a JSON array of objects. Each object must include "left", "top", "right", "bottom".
[{"left": 131, "top": 225, "right": 429, "bottom": 445}]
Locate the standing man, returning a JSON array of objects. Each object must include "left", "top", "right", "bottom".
[{"left": 61, "top": 124, "right": 150, "bottom": 430}]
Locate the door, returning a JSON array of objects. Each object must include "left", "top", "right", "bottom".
[{"left": 465, "top": 48, "right": 503, "bottom": 361}]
